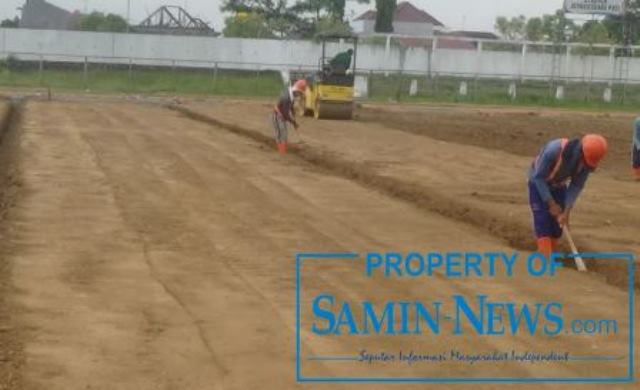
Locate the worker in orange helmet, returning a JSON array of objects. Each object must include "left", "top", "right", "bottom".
[
  {"left": 271, "top": 79, "right": 307, "bottom": 154},
  {"left": 527, "top": 134, "right": 608, "bottom": 257},
  {"left": 293, "top": 79, "right": 308, "bottom": 92}
]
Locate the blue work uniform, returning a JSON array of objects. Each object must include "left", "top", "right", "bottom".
[{"left": 527, "top": 138, "right": 592, "bottom": 239}]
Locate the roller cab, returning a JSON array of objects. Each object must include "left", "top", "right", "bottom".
[{"left": 296, "top": 33, "right": 358, "bottom": 120}]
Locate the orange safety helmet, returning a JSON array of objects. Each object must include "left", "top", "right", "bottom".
[
  {"left": 581, "top": 134, "right": 608, "bottom": 169},
  {"left": 292, "top": 79, "right": 307, "bottom": 92}
]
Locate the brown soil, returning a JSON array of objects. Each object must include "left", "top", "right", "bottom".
[
  {"left": 0, "top": 97, "right": 635, "bottom": 388},
  {"left": 181, "top": 99, "right": 640, "bottom": 289},
  {"left": 357, "top": 103, "right": 636, "bottom": 176}
]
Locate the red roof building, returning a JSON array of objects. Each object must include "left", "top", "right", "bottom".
[{"left": 352, "top": 2, "right": 444, "bottom": 36}]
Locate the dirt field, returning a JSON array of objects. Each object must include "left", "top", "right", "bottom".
[
  {"left": 0, "top": 97, "right": 636, "bottom": 389},
  {"left": 182, "top": 99, "right": 640, "bottom": 285}
]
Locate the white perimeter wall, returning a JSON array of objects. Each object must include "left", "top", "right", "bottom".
[{"left": 0, "top": 28, "right": 638, "bottom": 83}]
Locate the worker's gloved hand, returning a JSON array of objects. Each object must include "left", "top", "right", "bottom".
[{"left": 547, "top": 200, "right": 563, "bottom": 217}]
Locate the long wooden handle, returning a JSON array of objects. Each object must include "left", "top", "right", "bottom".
[{"left": 564, "top": 227, "right": 587, "bottom": 272}]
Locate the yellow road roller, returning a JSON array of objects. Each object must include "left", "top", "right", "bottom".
[{"left": 297, "top": 33, "right": 358, "bottom": 120}]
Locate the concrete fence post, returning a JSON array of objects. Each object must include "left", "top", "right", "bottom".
[
  {"left": 609, "top": 46, "right": 616, "bottom": 84},
  {"left": 431, "top": 37, "right": 438, "bottom": 78},
  {"left": 172, "top": 59, "right": 177, "bottom": 91},
  {"left": 409, "top": 79, "right": 418, "bottom": 96},
  {"left": 384, "top": 35, "right": 391, "bottom": 77},
  {"left": 459, "top": 81, "right": 468, "bottom": 97},
  {"left": 215, "top": 63, "right": 219, "bottom": 90},
  {"left": 520, "top": 43, "right": 527, "bottom": 82},
  {"left": 128, "top": 58, "right": 133, "bottom": 89},
  {"left": 475, "top": 41, "right": 483, "bottom": 99},
  {"left": 565, "top": 45, "right": 571, "bottom": 86},
  {"left": 508, "top": 82, "right": 517, "bottom": 100},
  {"left": 211, "top": 62, "right": 218, "bottom": 91},
  {"left": 83, "top": 56, "right": 88, "bottom": 89},
  {"left": 603, "top": 86, "right": 612, "bottom": 103},
  {"left": 38, "top": 54, "right": 44, "bottom": 85}
]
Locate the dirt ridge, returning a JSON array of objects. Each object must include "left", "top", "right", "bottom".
[
  {"left": 0, "top": 97, "right": 25, "bottom": 390},
  {"left": 169, "top": 106, "right": 560, "bottom": 252}
]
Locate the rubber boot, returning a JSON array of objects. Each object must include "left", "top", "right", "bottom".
[
  {"left": 537, "top": 237, "right": 553, "bottom": 259},
  {"left": 277, "top": 142, "right": 287, "bottom": 155}
]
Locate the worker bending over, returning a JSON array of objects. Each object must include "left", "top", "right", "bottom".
[
  {"left": 528, "top": 134, "right": 608, "bottom": 257},
  {"left": 272, "top": 79, "right": 307, "bottom": 154}
]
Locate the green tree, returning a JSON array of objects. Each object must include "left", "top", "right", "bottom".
[
  {"left": 290, "top": 0, "right": 350, "bottom": 22},
  {"left": 223, "top": 12, "right": 275, "bottom": 38},
  {"left": 495, "top": 15, "right": 526, "bottom": 40},
  {"left": 525, "top": 17, "right": 544, "bottom": 41},
  {"left": 602, "top": 0, "right": 640, "bottom": 44},
  {"left": 76, "top": 12, "right": 128, "bottom": 32},
  {"left": 577, "top": 20, "right": 611, "bottom": 44},
  {"left": 289, "top": 0, "right": 325, "bottom": 22},
  {"left": 0, "top": 17, "right": 19, "bottom": 28},
  {"left": 314, "top": 16, "right": 352, "bottom": 35},
  {"left": 495, "top": 10, "right": 579, "bottom": 43},
  {"left": 326, "top": 0, "right": 346, "bottom": 21},
  {"left": 375, "top": 0, "right": 395, "bottom": 33},
  {"left": 222, "top": 0, "right": 356, "bottom": 38},
  {"left": 221, "top": 0, "right": 301, "bottom": 37},
  {"left": 541, "top": 10, "right": 576, "bottom": 43}
]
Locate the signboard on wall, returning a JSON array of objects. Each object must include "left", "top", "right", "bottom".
[{"left": 563, "top": 0, "right": 626, "bottom": 15}]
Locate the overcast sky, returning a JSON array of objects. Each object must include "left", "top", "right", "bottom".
[{"left": 0, "top": 0, "right": 568, "bottom": 33}]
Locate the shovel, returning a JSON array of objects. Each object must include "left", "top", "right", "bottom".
[{"left": 564, "top": 226, "right": 587, "bottom": 272}]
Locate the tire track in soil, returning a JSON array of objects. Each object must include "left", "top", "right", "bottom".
[
  {"left": 75, "top": 104, "right": 372, "bottom": 383},
  {"left": 139, "top": 241, "right": 230, "bottom": 379},
  {"left": 71, "top": 108, "right": 231, "bottom": 385},
  {"left": 76, "top": 103, "right": 360, "bottom": 384}
]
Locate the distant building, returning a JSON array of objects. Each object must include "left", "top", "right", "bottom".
[
  {"left": 19, "top": 0, "right": 81, "bottom": 30},
  {"left": 439, "top": 30, "right": 500, "bottom": 40},
  {"left": 394, "top": 30, "right": 499, "bottom": 51},
  {"left": 134, "top": 6, "right": 218, "bottom": 37},
  {"left": 351, "top": 1, "right": 444, "bottom": 37}
]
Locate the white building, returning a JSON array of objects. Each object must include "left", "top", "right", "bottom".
[{"left": 350, "top": 1, "right": 444, "bottom": 37}]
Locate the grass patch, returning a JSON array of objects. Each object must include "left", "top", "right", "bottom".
[
  {"left": 367, "top": 74, "right": 640, "bottom": 112},
  {"left": 0, "top": 65, "right": 283, "bottom": 97},
  {"left": 0, "top": 59, "right": 639, "bottom": 111}
]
